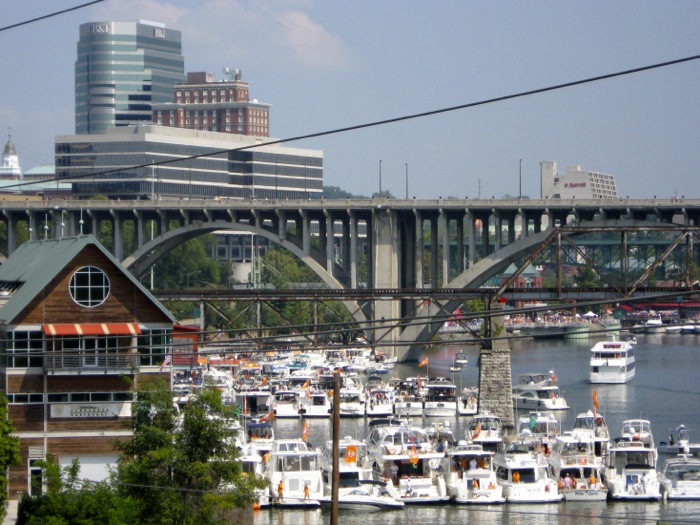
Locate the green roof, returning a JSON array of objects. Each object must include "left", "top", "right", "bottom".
[{"left": 0, "top": 235, "right": 174, "bottom": 325}]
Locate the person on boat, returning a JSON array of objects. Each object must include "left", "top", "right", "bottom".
[
  {"left": 563, "top": 474, "right": 572, "bottom": 489},
  {"left": 404, "top": 478, "right": 414, "bottom": 497},
  {"left": 277, "top": 480, "right": 284, "bottom": 501},
  {"left": 390, "top": 462, "right": 399, "bottom": 483},
  {"left": 512, "top": 471, "right": 521, "bottom": 484},
  {"left": 589, "top": 473, "right": 598, "bottom": 489},
  {"left": 303, "top": 483, "right": 310, "bottom": 500}
]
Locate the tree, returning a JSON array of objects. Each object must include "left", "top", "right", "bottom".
[
  {"left": 0, "top": 397, "right": 21, "bottom": 522},
  {"left": 115, "top": 382, "right": 266, "bottom": 525}
]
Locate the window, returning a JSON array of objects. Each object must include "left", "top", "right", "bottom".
[
  {"left": 68, "top": 266, "right": 110, "bottom": 307},
  {"left": 29, "top": 459, "right": 43, "bottom": 497}
]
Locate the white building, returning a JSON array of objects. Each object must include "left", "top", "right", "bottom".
[
  {"left": 0, "top": 135, "right": 21, "bottom": 179},
  {"left": 540, "top": 161, "right": 618, "bottom": 199}
]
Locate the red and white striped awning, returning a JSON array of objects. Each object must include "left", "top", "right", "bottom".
[{"left": 42, "top": 323, "right": 141, "bottom": 336}]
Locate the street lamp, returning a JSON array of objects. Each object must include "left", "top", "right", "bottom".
[{"left": 186, "top": 270, "right": 201, "bottom": 288}]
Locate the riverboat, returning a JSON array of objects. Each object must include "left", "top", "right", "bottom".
[
  {"left": 512, "top": 372, "right": 569, "bottom": 410},
  {"left": 602, "top": 437, "right": 661, "bottom": 500},
  {"left": 423, "top": 378, "right": 458, "bottom": 417},
  {"left": 589, "top": 338, "right": 635, "bottom": 384}
]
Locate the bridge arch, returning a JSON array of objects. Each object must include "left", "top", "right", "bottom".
[{"left": 121, "top": 220, "right": 369, "bottom": 327}]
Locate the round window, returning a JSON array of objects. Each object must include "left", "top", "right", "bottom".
[{"left": 68, "top": 266, "right": 110, "bottom": 307}]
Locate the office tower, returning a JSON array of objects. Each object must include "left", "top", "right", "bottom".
[{"left": 75, "top": 20, "right": 185, "bottom": 134}]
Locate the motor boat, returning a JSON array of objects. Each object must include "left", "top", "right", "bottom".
[
  {"left": 365, "top": 387, "right": 394, "bottom": 418},
  {"left": 516, "top": 412, "right": 560, "bottom": 451},
  {"left": 603, "top": 437, "right": 661, "bottom": 500},
  {"left": 270, "top": 390, "right": 303, "bottom": 418},
  {"left": 318, "top": 436, "right": 404, "bottom": 510},
  {"left": 659, "top": 425, "right": 700, "bottom": 456},
  {"left": 458, "top": 387, "right": 478, "bottom": 416},
  {"left": 571, "top": 410, "right": 610, "bottom": 459},
  {"left": 300, "top": 389, "right": 332, "bottom": 418},
  {"left": 492, "top": 435, "right": 562, "bottom": 503},
  {"left": 264, "top": 439, "right": 324, "bottom": 507},
  {"left": 422, "top": 378, "right": 458, "bottom": 417},
  {"left": 659, "top": 454, "right": 700, "bottom": 500},
  {"left": 512, "top": 371, "right": 569, "bottom": 410},
  {"left": 393, "top": 394, "right": 424, "bottom": 417},
  {"left": 589, "top": 338, "right": 635, "bottom": 384},
  {"left": 466, "top": 413, "right": 504, "bottom": 453},
  {"left": 365, "top": 423, "right": 449, "bottom": 504},
  {"left": 547, "top": 432, "right": 608, "bottom": 501},
  {"left": 442, "top": 441, "right": 504, "bottom": 504}
]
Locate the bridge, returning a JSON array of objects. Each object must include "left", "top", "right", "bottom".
[{"left": 2, "top": 196, "right": 699, "bottom": 359}]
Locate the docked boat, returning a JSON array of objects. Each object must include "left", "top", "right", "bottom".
[
  {"left": 270, "top": 390, "right": 302, "bottom": 418},
  {"left": 244, "top": 418, "right": 275, "bottom": 455},
  {"left": 393, "top": 394, "right": 424, "bottom": 417},
  {"left": 589, "top": 338, "right": 635, "bottom": 384},
  {"left": 300, "top": 389, "right": 332, "bottom": 418},
  {"left": 319, "top": 436, "right": 403, "bottom": 510},
  {"left": 365, "top": 387, "right": 394, "bottom": 418},
  {"left": 338, "top": 383, "right": 366, "bottom": 418},
  {"left": 547, "top": 432, "right": 608, "bottom": 501},
  {"left": 516, "top": 412, "right": 560, "bottom": 451},
  {"left": 643, "top": 316, "right": 665, "bottom": 334},
  {"left": 442, "top": 441, "right": 504, "bottom": 504},
  {"left": 454, "top": 351, "right": 469, "bottom": 365},
  {"left": 238, "top": 443, "right": 271, "bottom": 507},
  {"left": 466, "top": 413, "right": 504, "bottom": 453},
  {"left": 603, "top": 420, "right": 660, "bottom": 500},
  {"left": 422, "top": 378, "right": 458, "bottom": 417},
  {"left": 659, "top": 454, "right": 700, "bottom": 500},
  {"left": 512, "top": 372, "right": 569, "bottom": 410},
  {"left": 365, "top": 423, "right": 449, "bottom": 504},
  {"left": 265, "top": 439, "right": 324, "bottom": 507},
  {"left": 659, "top": 425, "right": 700, "bottom": 456},
  {"left": 492, "top": 435, "right": 562, "bottom": 503},
  {"left": 571, "top": 410, "right": 610, "bottom": 458}
]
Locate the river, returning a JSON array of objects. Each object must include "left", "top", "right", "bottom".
[{"left": 252, "top": 332, "right": 700, "bottom": 525}]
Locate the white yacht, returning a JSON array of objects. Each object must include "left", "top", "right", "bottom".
[
  {"left": 238, "top": 443, "right": 271, "bottom": 507},
  {"left": 643, "top": 315, "right": 665, "bottom": 333},
  {"left": 659, "top": 455, "right": 700, "bottom": 500},
  {"left": 338, "top": 383, "right": 366, "bottom": 417},
  {"left": 603, "top": 437, "right": 661, "bottom": 500},
  {"left": 442, "top": 441, "right": 504, "bottom": 504},
  {"left": 458, "top": 387, "right": 478, "bottom": 416},
  {"left": 466, "top": 413, "right": 504, "bottom": 453},
  {"left": 270, "top": 390, "right": 302, "bottom": 418},
  {"left": 589, "top": 339, "right": 635, "bottom": 384},
  {"left": 300, "top": 389, "right": 332, "bottom": 418},
  {"left": 493, "top": 435, "right": 562, "bottom": 503},
  {"left": 422, "top": 378, "right": 458, "bottom": 417},
  {"left": 571, "top": 410, "right": 610, "bottom": 459},
  {"left": 264, "top": 439, "right": 324, "bottom": 507},
  {"left": 365, "top": 387, "right": 394, "bottom": 417},
  {"left": 319, "top": 436, "right": 403, "bottom": 510},
  {"left": 547, "top": 432, "right": 608, "bottom": 501},
  {"left": 244, "top": 419, "right": 275, "bottom": 456},
  {"left": 516, "top": 412, "right": 560, "bottom": 452},
  {"left": 512, "top": 372, "right": 569, "bottom": 410},
  {"left": 393, "top": 394, "right": 424, "bottom": 417},
  {"left": 365, "top": 423, "right": 449, "bottom": 504},
  {"left": 659, "top": 424, "right": 700, "bottom": 456}
]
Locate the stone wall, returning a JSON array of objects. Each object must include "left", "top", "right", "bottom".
[{"left": 477, "top": 347, "right": 514, "bottom": 430}]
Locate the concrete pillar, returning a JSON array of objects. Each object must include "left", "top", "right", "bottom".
[
  {"left": 467, "top": 210, "right": 476, "bottom": 267},
  {"left": 430, "top": 216, "right": 439, "bottom": 288},
  {"left": 111, "top": 210, "right": 124, "bottom": 260},
  {"left": 493, "top": 210, "right": 502, "bottom": 250},
  {"left": 456, "top": 214, "right": 464, "bottom": 274},
  {"left": 301, "top": 210, "right": 311, "bottom": 255},
  {"left": 413, "top": 210, "right": 424, "bottom": 287},
  {"left": 519, "top": 209, "right": 528, "bottom": 239},
  {"left": 324, "top": 211, "right": 334, "bottom": 273},
  {"left": 349, "top": 212, "right": 358, "bottom": 288},
  {"left": 5, "top": 214, "right": 16, "bottom": 254},
  {"left": 441, "top": 211, "right": 450, "bottom": 284},
  {"left": 340, "top": 215, "right": 350, "bottom": 277}
]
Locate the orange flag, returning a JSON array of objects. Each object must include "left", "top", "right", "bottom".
[
  {"left": 418, "top": 357, "right": 429, "bottom": 367},
  {"left": 592, "top": 389, "right": 599, "bottom": 412},
  {"left": 345, "top": 445, "right": 358, "bottom": 463},
  {"left": 302, "top": 420, "right": 309, "bottom": 442}
]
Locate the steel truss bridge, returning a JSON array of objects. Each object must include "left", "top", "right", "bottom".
[{"left": 2, "top": 197, "right": 700, "bottom": 360}]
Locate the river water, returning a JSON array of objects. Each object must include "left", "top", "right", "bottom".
[{"left": 252, "top": 333, "right": 700, "bottom": 525}]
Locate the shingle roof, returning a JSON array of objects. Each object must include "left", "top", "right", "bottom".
[{"left": 0, "top": 235, "right": 175, "bottom": 325}]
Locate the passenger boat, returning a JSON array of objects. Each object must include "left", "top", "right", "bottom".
[
  {"left": 659, "top": 425, "right": 700, "bottom": 456},
  {"left": 512, "top": 372, "right": 569, "bottom": 410},
  {"left": 365, "top": 423, "right": 449, "bottom": 504},
  {"left": 265, "top": 439, "right": 324, "bottom": 507},
  {"left": 422, "top": 378, "right": 458, "bottom": 417},
  {"left": 492, "top": 435, "right": 562, "bottom": 503},
  {"left": 466, "top": 413, "right": 504, "bottom": 453},
  {"left": 547, "top": 432, "right": 608, "bottom": 501},
  {"left": 300, "top": 389, "right": 332, "bottom": 418},
  {"left": 603, "top": 420, "right": 660, "bottom": 500},
  {"left": 319, "top": 436, "right": 403, "bottom": 510},
  {"left": 442, "top": 441, "right": 504, "bottom": 504},
  {"left": 589, "top": 338, "right": 635, "bottom": 384},
  {"left": 659, "top": 454, "right": 700, "bottom": 500}
]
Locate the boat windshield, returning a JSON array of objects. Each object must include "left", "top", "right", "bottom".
[{"left": 665, "top": 463, "right": 700, "bottom": 481}]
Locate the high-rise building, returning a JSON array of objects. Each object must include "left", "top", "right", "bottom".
[
  {"left": 153, "top": 70, "right": 271, "bottom": 137},
  {"left": 540, "top": 161, "right": 618, "bottom": 199},
  {"left": 75, "top": 20, "right": 185, "bottom": 134}
]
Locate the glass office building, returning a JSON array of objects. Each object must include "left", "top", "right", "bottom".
[
  {"left": 75, "top": 20, "right": 185, "bottom": 134},
  {"left": 55, "top": 126, "right": 323, "bottom": 200}
]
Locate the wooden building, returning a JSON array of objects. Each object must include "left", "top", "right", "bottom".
[{"left": 0, "top": 235, "right": 175, "bottom": 498}]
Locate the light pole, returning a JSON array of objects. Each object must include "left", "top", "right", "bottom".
[
  {"left": 379, "top": 160, "right": 382, "bottom": 197},
  {"left": 186, "top": 270, "right": 201, "bottom": 288},
  {"left": 519, "top": 158, "right": 522, "bottom": 200},
  {"left": 405, "top": 163, "right": 408, "bottom": 199}
]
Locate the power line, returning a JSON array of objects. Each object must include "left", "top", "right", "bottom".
[
  {"left": 3, "top": 52, "right": 700, "bottom": 191},
  {"left": 0, "top": 1, "right": 105, "bottom": 33}
]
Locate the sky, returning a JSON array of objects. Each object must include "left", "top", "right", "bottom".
[{"left": 1, "top": 1, "right": 700, "bottom": 199}]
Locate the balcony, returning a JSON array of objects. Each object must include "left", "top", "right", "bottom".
[{"left": 45, "top": 353, "right": 139, "bottom": 375}]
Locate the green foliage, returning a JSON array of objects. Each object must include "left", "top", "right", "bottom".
[
  {"left": 152, "top": 235, "right": 230, "bottom": 290},
  {"left": 323, "top": 186, "right": 368, "bottom": 199},
  {"left": 573, "top": 264, "right": 602, "bottom": 288},
  {"left": 0, "top": 397, "right": 21, "bottom": 521},
  {"left": 115, "top": 386, "right": 267, "bottom": 525}
]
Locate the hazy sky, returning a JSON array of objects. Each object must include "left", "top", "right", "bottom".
[{"left": 1, "top": 1, "right": 699, "bottom": 199}]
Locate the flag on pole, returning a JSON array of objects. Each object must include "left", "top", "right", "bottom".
[
  {"left": 159, "top": 355, "right": 171, "bottom": 372},
  {"left": 418, "top": 357, "right": 429, "bottom": 367},
  {"left": 302, "top": 420, "right": 309, "bottom": 442},
  {"left": 592, "top": 389, "right": 599, "bottom": 413},
  {"left": 345, "top": 445, "right": 358, "bottom": 464}
]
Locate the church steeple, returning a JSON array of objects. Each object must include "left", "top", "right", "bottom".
[{"left": 1, "top": 134, "right": 22, "bottom": 179}]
